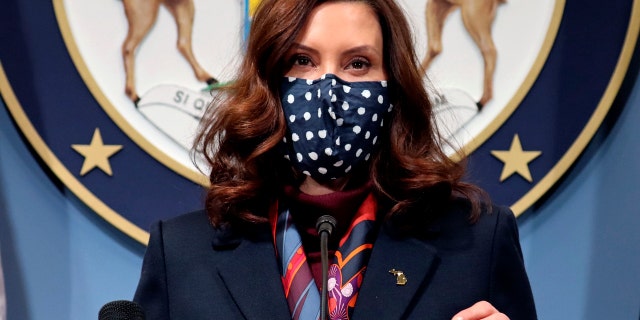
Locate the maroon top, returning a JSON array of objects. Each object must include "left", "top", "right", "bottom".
[{"left": 283, "top": 183, "right": 371, "bottom": 288}]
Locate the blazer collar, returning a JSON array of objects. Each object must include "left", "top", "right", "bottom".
[
  {"left": 212, "top": 224, "right": 292, "bottom": 320},
  {"left": 352, "top": 225, "right": 440, "bottom": 320}
]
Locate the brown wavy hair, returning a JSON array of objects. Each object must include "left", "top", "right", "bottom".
[{"left": 194, "top": 0, "right": 486, "bottom": 228}]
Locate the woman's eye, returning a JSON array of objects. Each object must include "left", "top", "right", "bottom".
[
  {"left": 348, "top": 58, "right": 371, "bottom": 70},
  {"left": 293, "top": 55, "right": 312, "bottom": 66}
]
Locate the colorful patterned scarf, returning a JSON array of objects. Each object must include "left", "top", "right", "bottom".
[{"left": 271, "top": 194, "right": 377, "bottom": 320}]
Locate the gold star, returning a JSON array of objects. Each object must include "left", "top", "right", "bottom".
[
  {"left": 491, "top": 134, "right": 541, "bottom": 183},
  {"left": 71, "top": 128, "right": 123, "bottom": 176}
]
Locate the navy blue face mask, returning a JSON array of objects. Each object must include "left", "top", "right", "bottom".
[{"left": 280, "top": 74, "right": 393, "bottom": 181}]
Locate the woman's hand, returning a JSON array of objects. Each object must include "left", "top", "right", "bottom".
[{"left": 452, "top": 301, "right": 509, "bottom": 320}]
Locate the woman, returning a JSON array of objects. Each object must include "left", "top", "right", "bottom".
[{"left": 133, "top": 0, "right": 537, "bottom": 319}]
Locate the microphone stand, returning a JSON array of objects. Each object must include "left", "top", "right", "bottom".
[{"left": 316, "top": 215, "right": 336, "bottom": 320}]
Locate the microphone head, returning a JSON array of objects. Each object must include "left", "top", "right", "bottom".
[
  {"left": 99, "top": 300, "right": 145, "bottom": 320},
  {"left": 316, "top": 215, "right": 337, "bottom": 235}
]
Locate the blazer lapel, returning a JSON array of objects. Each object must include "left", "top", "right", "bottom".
[
  {"left": 215, "top": 229, "right": 291, "bottom": 320},
  {"left": 352, "top": 228, "right": 439, "bottom": 320}
]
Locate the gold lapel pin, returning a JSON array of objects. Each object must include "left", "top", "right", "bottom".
[{"left": 388, "top": 269, "right": 407, "bottom": 286}]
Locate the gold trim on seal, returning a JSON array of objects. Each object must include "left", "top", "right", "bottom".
[
  {"left": 0, "top": 64, "right": 149, "bottom": 244},
  {"left": 511, "top": 0, "right": 640, "bottom": 215}
]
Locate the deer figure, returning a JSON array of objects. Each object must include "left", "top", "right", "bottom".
[
  {"left": 121, "top": 0, "right": 217, "bottom": 104},
  {"left": 420, "top": 0, "right": 506, "bottom": 109}
]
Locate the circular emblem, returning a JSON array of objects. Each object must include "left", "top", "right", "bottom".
[{"left": 1, "top": 0, "right": 638, "bottom": 244}]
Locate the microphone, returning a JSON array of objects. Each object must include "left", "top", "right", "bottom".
[
  {"left": 316, "top": 215, "right": 336, "bottom": 320},
  {"left": 99, "top": 300, "right": 145, "bottom": 320},
  {"left": 316, "top": 215, "right": 336, "bottom": 236}
]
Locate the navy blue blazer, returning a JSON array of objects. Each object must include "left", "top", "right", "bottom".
[{"left": 133, "top": 201, "right": 537, "bottom": 319}]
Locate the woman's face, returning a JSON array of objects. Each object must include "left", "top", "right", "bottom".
[{"left": 284, "top": 1, "right": 386, "bottom": 82}]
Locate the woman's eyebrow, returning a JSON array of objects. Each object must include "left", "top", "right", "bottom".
[
  {"left": 289, "top": 43, "right": 319, "bottom": 55},
  {"left": 342, "top": 45, "right": 382, "bottom": 57}
]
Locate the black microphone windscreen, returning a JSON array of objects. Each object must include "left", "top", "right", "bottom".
[
  {"left": 99, "top": 300, "right": 145, "bottom": 320},
  {"left": 316, "top": 215, "right": 337, "bottom": 235}
]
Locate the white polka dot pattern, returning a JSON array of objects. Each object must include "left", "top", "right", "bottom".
[{"left": 280, "top": 74, "right": 392, "bottom": 181}]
